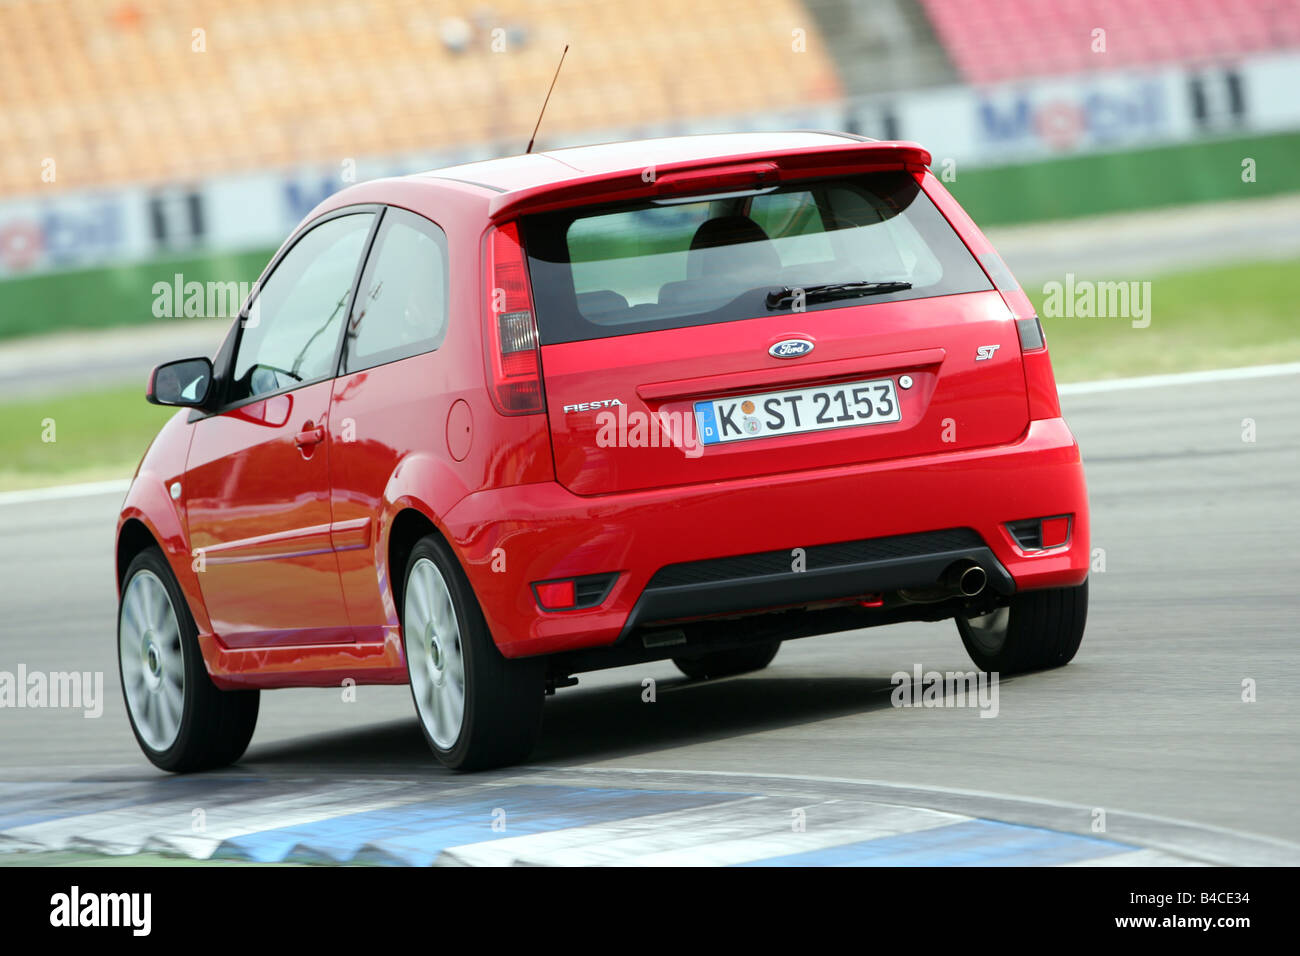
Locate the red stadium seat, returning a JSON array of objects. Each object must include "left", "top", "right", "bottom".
[{"left": 918, "top": 0, "right": 1300, "bottom": 83}]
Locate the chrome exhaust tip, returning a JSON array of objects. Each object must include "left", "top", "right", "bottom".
[
  {"left": 957, "top": 563, "right": 987, "bottom": 597},
  {"left": 897, "top": 561, "right": 988, "bottom": 604}
]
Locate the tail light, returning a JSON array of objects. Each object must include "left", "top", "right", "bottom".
[
  {"left": 1017, "top": 312, "right": 1060, "bottom": 420},
  {"left": 1016, "top": 315, "right": 1045, "bottom": 351},
  {"left": 484, "top": 221, "right": 544, "bottom": 415}
]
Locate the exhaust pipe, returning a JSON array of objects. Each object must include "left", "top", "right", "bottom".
[
  {"left": 955, "top": 563, "right": 987, "bottom": 597},
  {"left": 898, "top": 560, "right": 987, "bottom": 604}
]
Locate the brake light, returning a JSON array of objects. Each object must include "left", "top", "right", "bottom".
[
  {"left": 484, "top": 221, "right": 544, "bottom": 415},
  {"left": 654, "top": 161, "right": 780, "bottom": 196}
]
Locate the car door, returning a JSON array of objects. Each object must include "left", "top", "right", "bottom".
[
  {"left": 327, "top": 207, "right": 452, "bottom": 639},
  {"left": 184, "top": 208, "right": 378, "bottom": 648}
]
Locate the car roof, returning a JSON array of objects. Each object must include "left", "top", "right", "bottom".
[{"left": 418, "top": 131, "right": 868, "bottom": 194}]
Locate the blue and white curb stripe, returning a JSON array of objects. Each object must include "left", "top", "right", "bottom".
[{"left": 0, "top": 773, "right": 1216, "bottom": 866}]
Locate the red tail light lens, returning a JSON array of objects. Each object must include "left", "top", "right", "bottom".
[{"left": 484, "top": 221, "right": 544, "bottom": 415}]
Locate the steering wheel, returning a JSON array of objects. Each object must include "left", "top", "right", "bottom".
[{"left": 248, "top": 363, "right": 302, "bottom": 397}]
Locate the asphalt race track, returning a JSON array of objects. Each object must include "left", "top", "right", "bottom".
[{"left": 1, "top": 369, "right": 1298, "bottom": 865}]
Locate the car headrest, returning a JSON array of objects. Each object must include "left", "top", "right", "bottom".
[
  {"left": 687, "top": 216, "right": 781, "bottom": 280},
  {"left": 576, "top": 289, "right": 630, "bottom": 316}
]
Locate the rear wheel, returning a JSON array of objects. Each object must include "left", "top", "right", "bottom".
[
  {"left": 118, "top": 548, "right": 259, "bottom": 772},
  {"left": 402, "top": 535, "right": 545, "bottom": 771},
  {"left": 673, "top": 641, "right": 781, "bottom": 680},
  {"left": 957, "top": 579, "right": 1088, "bottom": 674}
]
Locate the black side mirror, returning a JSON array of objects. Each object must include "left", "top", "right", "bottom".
[{"left": 147, "top": 357, "right": 214, "bottom": 407}]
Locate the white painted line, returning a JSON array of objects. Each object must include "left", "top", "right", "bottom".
[
  {"left": 1058, "top": 361, "right": 1300, "bottom": 395},
  {"left": 0, "top": 478, "right": 130, "bottom": 508},
  {"left": 438, "top": 796, "right": 964, "bottom": 867},
  {"left": 544, "top": 766, "right": 1300, "bottom": 863},
  {"left": 0, "top": 363, "right": 1294, "bottom": 508},
  {"left": 439, "top": 796, "right": 967, "bottom": 868},
  {"left": 0, "top": 361, "right": 1289, "bottom": 509},
  {"left": 1066, "top": 848, "right": 1207, "bottom": 867}
]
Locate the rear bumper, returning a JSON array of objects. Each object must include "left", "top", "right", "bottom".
[
  {"left": 627, "top": 527, "right": 1014, "bottom": 635},
  {"left": 442, "top": 416, "right": 1089, "bottom": 658}
]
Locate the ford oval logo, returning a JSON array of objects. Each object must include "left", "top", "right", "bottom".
[{"left": 769, "top": 338, "right": 814, "bottom": 359}]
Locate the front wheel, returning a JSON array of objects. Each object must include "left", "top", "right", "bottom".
[
  {"left": 673, "top": 641, "right": 781, "bottom": 680},
  {"left": 118, "top": 548, "right": 259, "bottom": 772},
  {"left": 956, "top": 579, "right": 1088, "bottom": 674},
  {"left": 402, "top": 535, "right": 545, "bottom": 771}
]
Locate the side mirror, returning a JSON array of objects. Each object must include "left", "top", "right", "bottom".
[{"left": 147, "top": 357, "right": 214, "bottom": 408}]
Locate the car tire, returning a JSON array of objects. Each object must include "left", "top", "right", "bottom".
[
  {"left": 673, "top": 641, "right": 781, "bottom": 680},
  {"left": 118, "top": 547, "right": 259, "bottom": 772},
  {"left": 402, "top": 534, "right": 545, "bottom": 771},
  {"left": 956, "top": 579, "right": 1088, "bottom": 674}
]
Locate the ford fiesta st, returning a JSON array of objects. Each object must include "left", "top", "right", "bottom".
[{"left": 116, "top": 131, "right": 1089, "bottom": 772}]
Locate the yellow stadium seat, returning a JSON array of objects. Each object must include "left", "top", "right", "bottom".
[{"left": 0, "top": 0, "right": 842, "bottom": 196}]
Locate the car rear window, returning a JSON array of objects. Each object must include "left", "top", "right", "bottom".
[{"left": 521, "top": 171, "right": 993, "bottom": 344}]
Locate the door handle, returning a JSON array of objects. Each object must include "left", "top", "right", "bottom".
[{"left": 294, "top": 425, "right": 325, "bottom": 447}]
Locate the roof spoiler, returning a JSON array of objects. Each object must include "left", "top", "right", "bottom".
[{"left": 487, "top": 140, "right": 932, "bottom": 222}]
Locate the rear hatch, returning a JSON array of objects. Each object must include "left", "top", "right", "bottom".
[{"left": 516, "top": 166, "right": 1030, "bottom": 496}]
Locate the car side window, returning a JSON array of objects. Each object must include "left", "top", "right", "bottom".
[
  {"left": 227, "top": 212, "right": 375, "bottom": 404},
  {"left": 341, "top": 208, "right": 449, "bottom": 375}
]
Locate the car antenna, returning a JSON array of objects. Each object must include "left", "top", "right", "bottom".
[{"left": 525, "top": 44, "right": 569, "bottom": 154}]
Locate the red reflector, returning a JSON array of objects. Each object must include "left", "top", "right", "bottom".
[
  {"left": 534, "top": 580, "right": 576, "bottom": 610},
  {"left": 1040, "top": 516, "right": 1071, "bottom": 549}
]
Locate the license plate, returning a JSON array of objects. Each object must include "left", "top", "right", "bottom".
[{"left": 694, "top": 377, "right": 902, "bottom": 446}]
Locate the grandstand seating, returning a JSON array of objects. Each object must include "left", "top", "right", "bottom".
[
  {"left": 0, "top": 0, "right": 842, "bottom": 196},
  {"left": 6, "top": 0, "right": 1299, "bottom": 198},
  {"left": 918, "top": 0, "right": 1300, "bottom": 85}
]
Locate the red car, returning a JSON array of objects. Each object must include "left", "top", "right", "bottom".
[{"left": 116, "top": 132, "right": 1089, "bottom": 772}]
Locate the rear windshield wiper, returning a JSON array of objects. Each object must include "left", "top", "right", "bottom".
[{"left": 765, "top": 280, "right": 912, "bottom": 310}]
